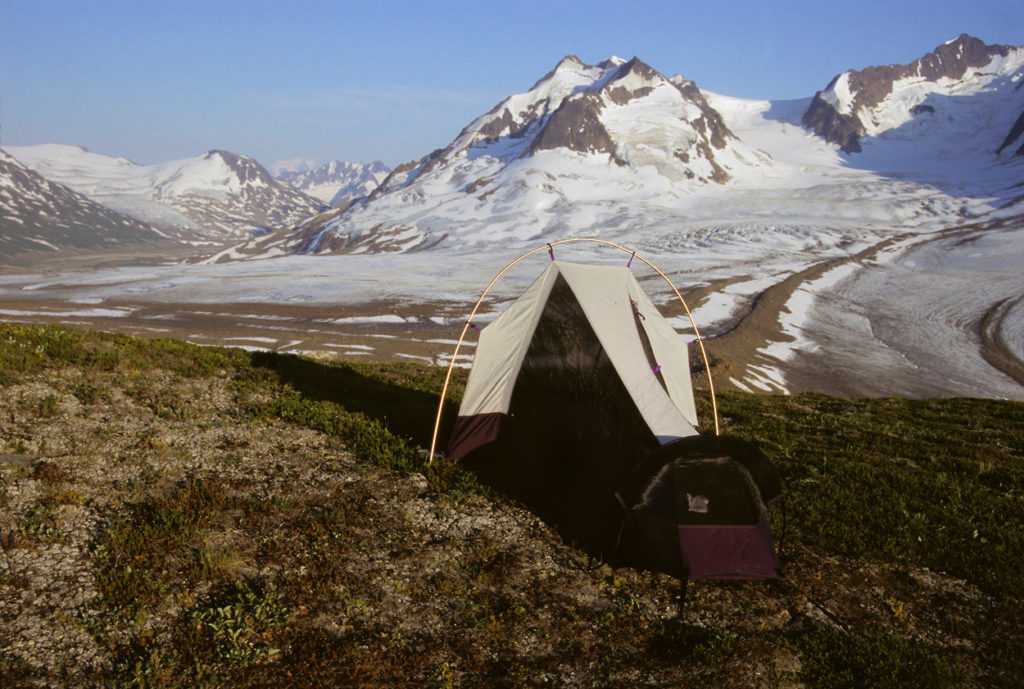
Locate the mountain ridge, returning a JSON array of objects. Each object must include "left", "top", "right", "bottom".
[
  {"left": 5, "top": 145, "right": 324, "bottom": 245},
  {"left": 802, "top": 33, "right": 1024, "bottom": 153},
  {"left": 0, "top": 148, "right": 167, "bottom": 258}
]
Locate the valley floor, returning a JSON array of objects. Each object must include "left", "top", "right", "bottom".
[{"left": 3, "top": 218, "right": 1024, "bottom": 400}]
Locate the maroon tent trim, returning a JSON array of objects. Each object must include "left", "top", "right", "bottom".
[
  {"left": 448, "top": 413, "right": 503, "bottom": 461},
  {"left": 678, "top": 518, "right": 780, "bottom": 580}
]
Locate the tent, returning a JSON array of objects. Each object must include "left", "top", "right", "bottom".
[{"left": 436, "top": 250, "right": 782, "bottom": 581}]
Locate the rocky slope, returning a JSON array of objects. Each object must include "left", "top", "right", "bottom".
[
  {"left": 0, "top": 148, "right": 167, "bottom": 258},
  {"left": 997, "top": 108, "right": 1024, "bottom": 157}
]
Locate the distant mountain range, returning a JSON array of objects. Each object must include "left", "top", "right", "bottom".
[
  {"left": 229, "top": 34, "right": 1024, "bottom": 258},
  {"left": 275, "top": 160, "right": 392, "bottom": 208},
  {"left": 3, "top": 146, "right": 326, "bottom": 247},
  {"left": 2, "top": 34, "right": 1022, "bottom": 260}
]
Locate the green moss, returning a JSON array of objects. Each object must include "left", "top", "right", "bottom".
[
  {"left": 92, "top": 477, "right": 229, "bottom": 613},
  {"left": 17, "top": 500, "right": 67, "bottom": 544},
  {"left": 178, "top": 579, "right": 291, "bottom": 666},
  {"left": 704, "top": 391, "right": 1024, "bottom": 598},
  {"left": 72, "top": 378, "right": 111, "bottom": 405},
  {"left": 795, "top": 628, "right": 960, "bottom": 689},
  {"left": 37, "top": 393, "right": 60, "bottom": 416}
]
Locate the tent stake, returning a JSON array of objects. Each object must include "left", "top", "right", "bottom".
[{"left": 677, "top": 578, "right": 689, "bottom": 616}]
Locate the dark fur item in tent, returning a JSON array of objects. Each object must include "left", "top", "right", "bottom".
[{"left": 613, "top": 434, "right": 783, "bottom": 580}]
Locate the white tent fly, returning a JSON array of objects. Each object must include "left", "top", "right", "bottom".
[{"left": 447, "top": 259, "right": 700, "bottom": 460}]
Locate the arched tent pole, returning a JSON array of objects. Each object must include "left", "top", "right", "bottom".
[{"left": 427, "top": 238, "right": 720, "bottom": 464}]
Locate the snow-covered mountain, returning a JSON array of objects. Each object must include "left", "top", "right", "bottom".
[
  {"left": 5, "top": 145, "right": 324, "bottom": 244},
  {"left": 276, "top": 160, "right": 391, "bottom": 207},
  {"left": 379, "top": 55, "right": 758, "bottom": 189},
  {"left": 222, "top": 41, "right": 1024, "bottom": 260},
  {"left": 803, "top": 34, "right": 1024, "bottom": 155},
  {"left": 233, "top": 55, "right": 777, "bottom": 257},
  {"left": 0, "top": 148, "right": 167, "bottom": 257},
  {"left": 8, "top": 36, "right": 1024, "bottom": 265}
]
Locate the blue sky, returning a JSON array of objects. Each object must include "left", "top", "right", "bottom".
[{"left": 1, "top": 0, "right": 1019, "bottom": 169}]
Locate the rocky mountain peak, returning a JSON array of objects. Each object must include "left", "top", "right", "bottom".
[
  {"left": 596, "top": 56, "right": 627, "bottom": 70},
  {"left": 555, "top": 54, "right": 585, "bottom": 69},
  {"left": 600, "top": 56, "right": 662, "bottom": 105},
  {"left": 204, "top": 149, "right": 277, "bottom": 186},
  {"left": 803, "top": 34, "right": 1023, "bottom": 153},
  {"left": 525, "top": 91, "right": 618, "bottom": 159},
  {"left": 525, "top": 54, "right": 605, "bottom": 92},
  {"left": 921, "top": 33, "right": 1013, "bottom": 81},
  {"left": 517, "top": 55, "right": 738, "bottom": 174},
  {"left": 613, "top": 56, "right": 660, "bottom": 81},
  {"left": 366, "top": 54, "right": 753, "bottom": 206}
]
